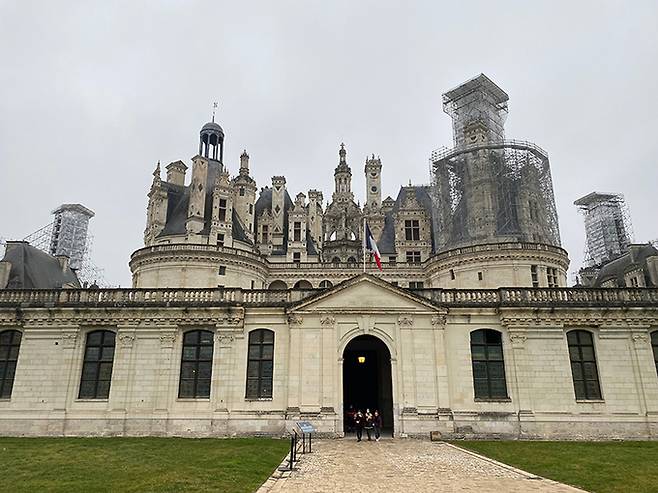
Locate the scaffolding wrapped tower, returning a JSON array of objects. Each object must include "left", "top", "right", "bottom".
[{"left": 430, "top": 74, "right": 561, "bottom": 252}]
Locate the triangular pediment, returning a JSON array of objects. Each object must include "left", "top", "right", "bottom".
[{"left": 290, "top": 274, "right": 437, "bottom": 313}]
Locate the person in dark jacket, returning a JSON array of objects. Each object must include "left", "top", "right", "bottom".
[
  {"left": 364, "top": 409, "right": 374, "bottom": 441},
  {"left": 373, "top": 409, "right": 383, "bottom": 441},
  {"left": 354, "top": 410, "right": 364, "bottom": 442}
]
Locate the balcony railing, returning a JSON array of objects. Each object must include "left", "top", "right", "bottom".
[{"left": 1, "top": 286, "right": 657, "bottom": 308}]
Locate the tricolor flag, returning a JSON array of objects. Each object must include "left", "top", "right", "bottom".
[{"left": 364, "top": 221, "right": 383, "bottom": 271}]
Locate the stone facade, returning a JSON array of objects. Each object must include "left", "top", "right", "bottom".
[{"left": 0, "top": 276, "right": 657, "bottom": 438}]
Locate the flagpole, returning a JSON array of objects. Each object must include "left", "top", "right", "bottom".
[{"left": 362, "top": 216, "right": 366, "bottom": 273}]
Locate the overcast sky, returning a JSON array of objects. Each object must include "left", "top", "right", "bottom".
[{"left": 1, "top": 1, "right": 657, "bottom": 287}]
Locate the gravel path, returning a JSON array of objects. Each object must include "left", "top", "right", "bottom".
[{"left": 260, "top": 438, "right": 587, "bottom": 492}]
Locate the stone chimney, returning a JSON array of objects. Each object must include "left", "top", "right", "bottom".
[
  {"left": 0, "top": 261, "right": 11, "bottom": 289},
  {"left": 166, "top": 161, "right": 188, "bottom": 186}
]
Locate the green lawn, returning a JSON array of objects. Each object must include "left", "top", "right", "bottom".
[
  {"left": 0, "top": 437, "right": 289, "bottom": 493},
  {"left": 455, "top": 440, "right": 658, "bottom": 493}
]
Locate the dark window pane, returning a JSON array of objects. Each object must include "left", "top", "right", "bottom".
[
  {"left": 567, "top": 331, "right": 578, "bottom": 345},
  {"left": 198, "top": 362, "right": 212, "bottom": 379},
  {"left": 98, "top": 362, "right": 113, "bottom": 381},
  {"left": 0, "top": 332, "right": 11, "bottom": 345},
  {"left": 179, "top": 379, "right": 195, "bottom": 398},
  {"left": 487, "top": 346, "right": 503, "bottom": 361},
  {"left": 261, "top": 361, "right": 274, "bottom": 378},
  {"left": 101, "top": 346, "right": 114, "bottom": 361},
  {"left": 97, "top": 380, "right": 111, "bottom": 399},
  {"left": 249, "top": 345, "right": 261, "bottom": 359},
  {"left": 183, "top": 347, "right": 197, "bottom": 360},
  {"left": 472, "top": 361, "right": 487, "bottom": 379},
  {"left": 574, "top": 381, "right": 586, "bottom": 400},
  {"left": 184, "top": 331, "right": 198, "bottom": 345},
  {"left": 489, "top": 379, "right": 507, "bottom": 398},
  {"left": 571, "top": 362, "right": 583, "bottom": 380},
  {"left": 5, "top": 362, "right": 15, "bottom": 381},
  {"left": 583, "top": 362, "right": 598, "bottom": 380},
  {"left": 199, "top": 331, "right": 214, "bottom": 345},
  {"left": 8, "top": 346, "right": 19, "bottom": 361},
  {"left": 261, "top": 331, "right": 274, "bottom": 344},
  {"left": 473, "top": 379, "right": 489, "bottom": 398},
  {"left": 0, "top": 362, "right": 5, "bottom": 378},
  {"left": 485, "top": 331, "right": 502, "bottom": 344},
  {"left": 579, "top": 331, "right": 593, "bottom": 345},
  {"left": 196, "top": 379, "right": 211, "bottom": 397},
  {"left": 81, "top": 362, "right": 98, "bottom": 381},
  {"left": 181, "top": 362, "right": 196, "bottom": 379},
  {"left": 581, "top": 346, "right": 595, "bottom": 362},
  {"left": 79, "top": 380, "right": 96, "bottom": 398},
  {"left": 103, "top": 332, "right": 115, "bottom": 345},
  {"left": 568, "top": 346, "right": 580, "bottom": 361},
  {"left": 85, "top": 347, "right": 100, "bottom": 361},
  {"left": 488, "top": 362, "right": 505, "bottom": 379},
  {"left": 471, "top": 345, "right": 486, "bottom": 360},
  {"left": 246, "top": 379, "right": 259, "bottom": 398},
  {"left": 87, "top": 332, "right": 102, "bottom": 346},
  {"left": 471, "top": 330, "right": 485, "bottom": 344},
  {"left": 198, "top": 346, "right": 213, "bottom": 361},
  {"left": 260, "top": 380, "right": 272, "bottom": 398},
  {"left": 247, "top": 362, "right": 260, "bottom": 378},
  {"left": 585, "top": 380, "right": 601, "bottom": 400},
  {"left": 262, "top": 344, "right": 274, "bottom": 360}
]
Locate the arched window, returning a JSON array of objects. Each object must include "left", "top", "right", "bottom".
[
  {"left": 347, "top": 256, "right": 357, "bottom": 264},
  {"left": 0, "top": 330, "right": 22, "bottom": 399},
  {"left": 652, "top": 331, "right": 658, "bottom": 376},
  {"left": 179, "top": 330, "right": 214, "bottom": 399},
  {"left": 319, "top": 280, "right": 333, "bottom": 289},
  {"left": 331, "top": 257, "right": 341, "bottom": 265},
  {"left": 567, "top": 330, "right": 602, "bottom": 400},
  {"left": 246, "top": 329, "right": 274, "bottom": 399},
  {"left": 470, "top": 329, "right": 508, "bottom": 399},
  {"left": 293, "top": 280, "right": 313, "bottom": 289},
  {"left": 268, "top": 280, "right": 287, "bottom": 290},
  {"left": 79, "top": 330, "right": 115, "bottom": 399}
]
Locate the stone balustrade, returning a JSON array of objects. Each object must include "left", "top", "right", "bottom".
[{"left": 1, "top": 286, "right": 657, "bottom": 308}]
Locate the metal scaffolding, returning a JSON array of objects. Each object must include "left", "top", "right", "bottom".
[
  {"left": 430, "top": 75, "right": 561, "bottom": 252},
  {"left": 574, "top": 192, "right": 633, "bottom": 267}
]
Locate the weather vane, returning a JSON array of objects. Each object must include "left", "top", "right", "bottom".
[{"left": 212, "top": 101, "right": 218, "bottom": 122}]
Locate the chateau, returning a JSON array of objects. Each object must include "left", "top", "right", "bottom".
[{"left": 1, "top": 74, "right": 657, "bottom": 439}]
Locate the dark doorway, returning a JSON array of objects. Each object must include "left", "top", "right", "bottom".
[{"left": 342, "top": 335, "right": 393, "bottom": 435}]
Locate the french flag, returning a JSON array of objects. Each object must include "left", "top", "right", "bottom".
[{"left": 364, "top": 221, "right": 383, "bottom": 271}]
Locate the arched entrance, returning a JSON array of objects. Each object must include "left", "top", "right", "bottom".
[{"left": 342, "top": 335, "right": 393, "bottom": 436}]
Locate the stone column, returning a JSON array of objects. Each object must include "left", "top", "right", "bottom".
[
  {"left": 286, "top": 314, "right": 303, "bottom": 420},
  {"left": 320, "top": 316, "right": 337, "bottom": 429},
  {"left": 432, "top": 314, "right": 452, "bottom": 427},
  {"left": 629, "top": 329, "right": 658, "bottom": 417},
  {"left": 507, "top": 328, "right": 534, "bottom": 425}
]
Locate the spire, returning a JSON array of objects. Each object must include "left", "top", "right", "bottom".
[
  {"left": 212, "top": 101, "right": 218, "bottom": 123},
  {"left": 151, "top": 161, "right": 161, "bottom": 186},
  {"left": 339, "top": 143, "right": 347, "bottom": 163}
]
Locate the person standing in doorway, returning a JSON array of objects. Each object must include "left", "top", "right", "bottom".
[
  {"left": 374, "top": 409, "right": 383, "bottom": 441},
  {"left": 354, "top": 410, "right": 364, "bottom": 442},
  {"left": 364, "top": 409, "right": 374, "bottom": 441}
]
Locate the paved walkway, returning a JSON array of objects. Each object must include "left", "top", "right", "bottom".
[{"left": 260, "top": 438, "right": 586, "bottom": 493}]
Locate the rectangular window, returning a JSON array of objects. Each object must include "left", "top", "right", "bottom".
[
  {"left": 293, "top": 252, "right": 301, "bottom": 263},
  {"left": 217, "top": 233, "right": 224, "bottom": 247},
  {"left": 219, "top": 199, "right": 227, "bottom": 221},
  {"left": 262, "top": 225, "right": 269, "bottom": 243},
  {"left": 218, "top": 266, "right": 226, "bottom": 276},
  {"left": 0, "top": 330, "right": 22, "bottom": 399},
  {"left": 246, "top": 330, "right": 274, "bottom": 399},
  {"left": 409, "top": 281, "right": 424, "bottom": 289},
  {"left": 406, "top": 251, "right": 421, "bottom": 264},
  {"left": 389, "top": 256, "right": 397, "bottom": 265},
  {"left": 450, "top": 269, "right": 455, "bottom": 280},
  {"left": 79, "top": 330, "right": 115, "bottom": 400},
  {"left": 179, "top": 330, "right": 214, "bottom": 399},
  {"left": 568, "top": 330, "right": 602, "bottom": 400},
  {"left": 293, "top": 222, "right": 302, "bottom": 242},
  {"left": 239, "top": 187, "right": 245, "bottom": 196},
  {"left": 471, "top": 329, "right": 508, "bottom": 399},
  {"left": 250, "top": 280, "right": 255, "bottom": 289},
  {"left": 531, "top": 265, "right": 539, "bottom": 287},
  {"left": 404, "top": 220, "right": 420, "bottom": 241},
  {"left": 249, "top": 203, "right": 253, "bottom": 214},
  {"left": 547, "top": 267, "right": 558, "bottom": 287},
  {"left": 478, "top": 271, "right": 483, "bottom": 281}
]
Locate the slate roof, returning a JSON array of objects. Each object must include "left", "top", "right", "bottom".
[
  {"left": 595, "top": 243, "right": 658, "bottom": 287},
  {"left": 1, "top": 242, "right": 80, "bottom": 289}
]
